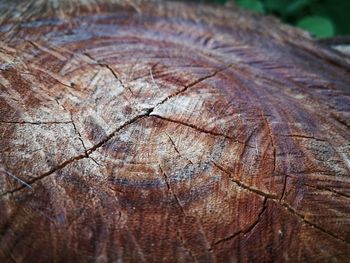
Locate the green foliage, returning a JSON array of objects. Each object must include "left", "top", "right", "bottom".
[
  {"left": 297, "top": 16, "right": 334, "bottom": 38},
  {"left": 206, "top": 0, "right": 350, "bottom": 38},
  {"left": 236, "top": 0, "right": 264, "bottom": 13}
]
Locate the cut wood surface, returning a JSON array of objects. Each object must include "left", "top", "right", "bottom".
[{"left": 1, "top": 0, "right": 350, "bottom": 262}]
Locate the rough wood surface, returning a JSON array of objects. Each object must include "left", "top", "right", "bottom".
[{"left": 1, "top": 0, "right": 350, "bottom": 262}]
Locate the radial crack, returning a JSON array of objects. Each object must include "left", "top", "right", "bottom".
[
  {"left": 282, "top": 202, "right": 349, "bottom": 244},
  {"left": 154, "top": 63, "right": 233, "bottom": 109},
  {"left": 70, "top": 115, "right": 86, "bottom": 152},
  {"left": 303, "top": 182, "right": 350, "bottom": 199},
  {"left": 165, "top": 132, "right": 193, "bottom": 164},
  {"left": 212, "top": 162, "right": 279, "bottom": 199},
  {"left": 279, "top": 134, "right": 326, "bottom": 142},
  {"left": 0, "top": 167, "right": 32, "bottom": 190},
  {"left": 82, "top": 52, "right": 134, "bottom": 95},
  {"left": 0, "top": 120, "right": 72, "bottom": 125},
  {"left": 159, "top": 165, "right": 185, "bottom": 215},
  {"left": 104, "top": 64, "right": 134, "bottom": 96},
  {"left": 209, "top": 198, "right": 267, "bottom": 249},
  {"left": 152, "top": 114, "right": 254, "bottom": 148},
  {"left": 70, "top": 114, "right": 101, "bottom": 166},
  {"left": 280, "top": 173, "right": 288, "bottom": 201},
  {"left": 331, "top": 113, "right": 350, "bottom": 128},
  {"left": 258, "top": 110, "right": 277, "bottom": 176},
  {"left": 2, "top": 152, "right": 87, "bottom": 196}
]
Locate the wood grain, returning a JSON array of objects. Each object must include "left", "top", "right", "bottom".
[{"left": 0, "top": 0, "right": 350, "bottom": 262}]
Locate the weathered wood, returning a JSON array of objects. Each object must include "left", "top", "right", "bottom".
[{"left": 1, "top": 0, "right": 350, "bottom": 262}]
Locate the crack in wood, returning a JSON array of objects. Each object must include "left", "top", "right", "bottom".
[
  {"left": 331, "top": 113, "right": 350, "bottom": 129},
  {"left": 280, "top": 173, "right": 288, "bottom": 202},
  {"left": 281, "top": 202, "right": 349, "bottom": 244},
  {"left": 209, "top": 198, "right": 267, "bottom": 249},
  {"left": 302, "top": 182, "right": 350, "bottom": 199},
  {"left": 159, "top": 165, "right": 185, "bottom": 215},
  {"left": 259, "top": 110, "right": 277, "bottom": 177},
  {"left": 0, "top": 120, "right": 72, "bottom": 125},
  {"left": 165, "top": 132, "right": 193, "bottom": 164},
  {"left": 212, "top": 162, "right": 350, "bottom": 245},
  {"left": 152, "top": 114, "right": 254, "bottom": 148},
  {"left": 0, "top": 167, "right": 32, "bottom": 190},
  {"left": 82, "top": 52, "right": 134, "bottom": 96},
  {"left": 2, "top": 151, "right": 87, "bottom": 196},
  {"left": 70, "top": 114, "right": 101, "bottom": 166},
  {"left": 212, "top": 162, "right": 278, "bottom": 199},
  {"left": 155, "top": 63, "right": 234, "bottom": 108},
  {"left": 279, "top": 134, "right": 326, "bottom": 142},
  {"left": 104, "top": 64, "right": 134, "bottom": 96}
]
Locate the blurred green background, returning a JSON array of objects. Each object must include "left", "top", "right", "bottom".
[{"left": 197, "top": 0, "right": 350, "bottom": 38}]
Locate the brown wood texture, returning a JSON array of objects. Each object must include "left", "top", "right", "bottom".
[{"left": 1, "top": 0, "right": 350, "bottom": 262}]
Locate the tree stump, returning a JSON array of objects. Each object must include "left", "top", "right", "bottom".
[{"left": 1, "top": 0, "right": 350, "bottom": 262}]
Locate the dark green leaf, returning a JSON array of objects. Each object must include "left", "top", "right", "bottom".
[
  {"left": 310, "top": 0, "right": 350, "bottom": 35},
  {"left": 297, "top": 16, "right": 334, "bottom": 38}
]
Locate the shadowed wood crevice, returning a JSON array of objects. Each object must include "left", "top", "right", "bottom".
[
  {"left": 278, "top": 134, "right": 326, "bottom": 142},
  {"left": 331, "top": 113, "right": 350, "bottom": 128},
  {"left": 212, "top": 162, "right": 279, "bottom": 199},
  {"left": 83, "top": 52, "right": 135, "bottom": 96},
  {"left": 209, "top": 198, "right": 267, "bottom": 249},
  {"left": 150, "top": 63, "right": 234, "bottom": 109},
  {"left": 159, "top": 165, "right": 186, "bottom": 215},
  {"left": 281, "top": 202, "right": 349, "bottom": 244},
  {"left": 213, "top": 163, "right": 350, "bottom": 245},
  {"left": 297, "top": 180, "right": 350, "bottom": 199},
  {"left": 0, "top": 168, "right": 33, "bottom": 190},
  {"left": 151, "top": 114, "right": 254, "bottom": 148},
  {"left": 258, "top": 110, "right": 277, "bottom": 177},
  {"left": 0, "top": 120, "right": 72, "bottom": 125},
  {"left": 1, "top": 152, "right": 87, "bottom": 195},
  {"left": 70, "top": 114, "right": 101, "bottom": 166},
  {"left": 165, "top": 132, "right": 193, "bottom": 164},
  {"left": 283, "top": 174, "right": 350, "bottom": 198},
  {"left": 105, "top": 64, "right": 134, "bottom": 96},
  {"left": 279, "top": 173, "right": 288, "bottom": 202}
]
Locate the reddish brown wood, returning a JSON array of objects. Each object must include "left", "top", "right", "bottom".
[{"left": 0, "top": 0, "right": 350, "bottom": 262}]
